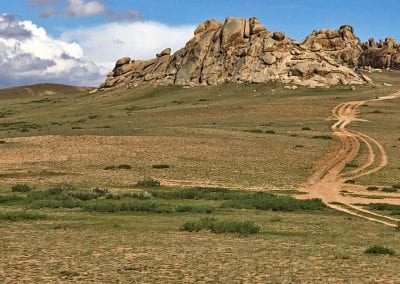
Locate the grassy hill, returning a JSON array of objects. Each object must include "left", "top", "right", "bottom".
[{"left": 0, "top": 72, "right": 400, "bottom": 282}]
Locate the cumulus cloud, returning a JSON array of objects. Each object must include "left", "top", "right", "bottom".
[
  {"left": 0, "top": 14, "right": 104, "bottom": 88},
  {"left": 61, "top": 21, "right": 196, "bottom": 70}
]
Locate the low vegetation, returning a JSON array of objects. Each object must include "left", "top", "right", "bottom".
[
  {"left": 104, "top": 164, "right": 132, "bottom": 170},
  {"left": 365, "top": 245, "right": 396, "bottom": 255},
  {"left": 11, "top": 184, "right": 33, "bottom": 192},
  {"left": 366, "top": 203, "right": 400, "bottom": 215},
  {"left": 181, "top": 217, "right": 260, "bottom": 235},
  {"left": 152, "top": 164, "right": 170, "bottom": 169},
  {"left": 0, "top": 210, "right": 46, "bottom": 221}
]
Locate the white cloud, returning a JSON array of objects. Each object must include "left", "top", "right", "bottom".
[
  {"left": 0, "top": 14, "right": 103, "bottom": 87},
  {"left": 0, "top": 14, "right": 197, "bottom": 88},
  {"left": 66, "top": 0, "right": 106, "bottom": 17},
  {"left": 60, "top": 21, "right": 196, "bottom": 70}
]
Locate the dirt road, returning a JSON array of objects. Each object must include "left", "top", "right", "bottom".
[{"left": 300, "top": 92, "right": 400, "bottom": 227}]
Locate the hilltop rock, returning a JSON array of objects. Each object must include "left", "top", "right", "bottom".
[
  {"left": 100, "top": 17, "right": 373, "bottom": 90},
  {"left": 361, "top": 37, "right": 400, "bottom": 70}
]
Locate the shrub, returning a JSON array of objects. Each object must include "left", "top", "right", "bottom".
[
  {"left": 181, "top": 217, "right": 260, "bottom": 235},
  {"left": 82, "top": 200, "right": 171, "bottom": 213},
  {"left": 152, "top": 164, "right": 170, "bottom": 169},
  {"left": 244, "top": 129, "right": 264, "bottom": 134},
  {"left": 392, "top": 184, "right": 400, "bottom": 189},
  {"left": 345, "top": 162, "right": 358, "bottom": 168},
  {"left": 365, "top": 245, "right": 395, "bottom": 255},
  {"left": 30, "top": 199, "right": 83, "bottom": 209},
  {"left": 366, "top": 186, "right": 379, "bottom": 191},
  {"left": 0, "top": 210, "right": 46, "bottom": 221},
  {"left": 117, "top": 164, "right": 132, "bottom": 170},
  {"left": 11, "top": 184, "right": 33, "bottom": 192},
  {"left": 371, "top": 110, "right": 383, "bottom": 114},
  {"left": 104, "top": 165, "right": 116, "bottom": 170},
  {"left": 345, "top": 180, "right": 356, "bottom": 184},
  {"left": 135, "top": 177, "right": 161, "bottom": 188},
  {"left": 265, "top": 130, "right": 276, "bottom": 134},
  {"left": 382, "top": 187, "right": 397, "bottom": 193},
  {"left": 302, "top": 127, "right": 311, "bottom": 130},
  {"left": 0, "top": 140, "right": 6, "bottom": 144},
  {"left": 295, "top": 144, "right": 304, "bottom": 148},
  {"left": 367, "top": 203, "right": 400, "bottom": 215}
]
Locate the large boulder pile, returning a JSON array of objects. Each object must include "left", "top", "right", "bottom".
[
  {"left": 360, "top": 37, "right": 400, "bottom": 70},
  {"left": 100, "top": 17, "right": 373, "bottom": 90}
]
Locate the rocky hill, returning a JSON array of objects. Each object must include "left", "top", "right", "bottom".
[{"left": 100, "top": 17, "right": 399, "bottom": 90}]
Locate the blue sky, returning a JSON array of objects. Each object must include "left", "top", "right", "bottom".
[
  {"left": 0, "top": 0, "right": 399, "bottom": 87},
  {"left": 1, "top": 0, "right": 399, "bottom": 40}
]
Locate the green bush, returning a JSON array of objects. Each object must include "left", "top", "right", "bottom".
[
  {"left": 0, "top": 210, "right": 46, "bottom": 221},
  {"left": 30, "top": 199, "right": 83, "bottom": 209},
  {"left": 365, "top": 245, "right": 395, "bottom": 255},
  {"left": 181, "top": 217, "right": 260, "bottom": 235},
  {"left": 11, "top": 184, "right": 33, "bottom": 192}
]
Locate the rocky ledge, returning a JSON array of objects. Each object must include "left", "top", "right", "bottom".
[{"left": 100, "top": 17, "right": 398, "bottom": 90}]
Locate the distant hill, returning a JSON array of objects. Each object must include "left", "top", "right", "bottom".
[{"left": 0, "top": 83, "right": 93, "bottom": 100}]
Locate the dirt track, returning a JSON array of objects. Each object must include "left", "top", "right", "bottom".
[{"left": 300, "top": 92, "right": 400, "bottom": 227}]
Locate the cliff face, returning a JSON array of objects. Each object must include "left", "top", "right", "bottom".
[{"left": 100, "top": 17, "right": 395, "bottom": 90}]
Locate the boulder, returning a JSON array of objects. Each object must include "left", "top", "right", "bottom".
[
  {"left": 272, "top": 31, "right": 285, "bottom": 41},
  {"left": 115, "top": 57, "right": 130, "bottom": 67},
  {"left": 262, "top": 53, "right": 276, "bottom": 65}
]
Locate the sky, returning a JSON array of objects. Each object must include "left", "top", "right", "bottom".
[{"left": 0, "top": 0, "right": 399, "bottom": 88}]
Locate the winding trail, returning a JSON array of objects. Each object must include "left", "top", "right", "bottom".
[{"left": 300, "top": 92, "right": 400, "bottom": 227}]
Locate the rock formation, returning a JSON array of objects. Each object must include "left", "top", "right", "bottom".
[
  {"left": 100, "top": 17, "right": 388, "bottom": 90},
  {"left": 361, "top": 37, "right": 400, "bottom": 70}
]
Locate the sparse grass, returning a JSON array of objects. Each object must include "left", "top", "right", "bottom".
[
  {"left": 11, "top": 184, "right": 33, "bottom": 192},
  {"left": 181, "top": 217, "right": 260, "bottom": 235},
  {"left": 0, "top": 210, "right": 46, "bottom": 221},
  {"left": 365, "top": 245, "right": 395, "bottom": 255}
]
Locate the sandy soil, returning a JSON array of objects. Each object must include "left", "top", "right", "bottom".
[{"left": 300, "top": 92, "right": 400, "bottom": 226}]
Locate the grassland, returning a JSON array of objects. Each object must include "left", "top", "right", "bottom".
[{"left": 1, "top": 72, "right": 400, "bottom": 282}]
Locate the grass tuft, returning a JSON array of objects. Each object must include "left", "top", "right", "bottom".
[{"left": 365, "top": 245, "right": 395, "bottom": 255}]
